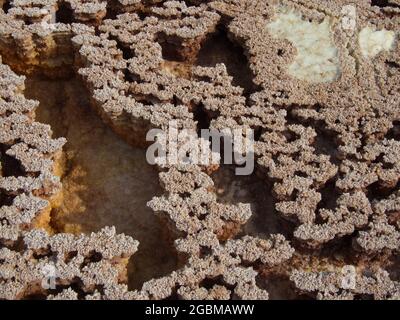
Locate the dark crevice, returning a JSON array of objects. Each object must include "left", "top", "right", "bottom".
[
  {"left": 312, "top": 127, "right": 341, "bottom": 165},
  {"left": 292, "top": 233, "right": 358, "bottom": 270},
  {"left": 56, "top": 1, "right": 74, "bottom": 24},
  {"left": 324, "top": 233, "right": 358, "bottom": 263},
  {"left": 196, "top": 26, "right": 260, "bottom": 99},
  {"left": 81, "top": 250, "right": 103, "bottom": 268},
  {"left": 386, "top": 121, "right": 400, "bottom": 140},
  {"left": 199, "top": 275, "right": 231, "bottom": 291},
  {"left": 286, "top": 105, "right": 305, "bottom": 126},
  {"left": 121, "top": 44, "right": 135, "bottom": 61},
  {"left": 45, "top": 279, "right": 88, "bottom": 299},
  {"left": 287, "top": 106, "right": 342, "bottom": 165},
  {"left": 184, "top": 0, "right": 213, "bottom": 5},
  {"left": 211, "top": 165, "right": 294, "bottom": 239},
  {"left": 371, "top": 0, "right": 400, "bottom": 8},
  {"left": 0, "top": 193, "right": 14, "bottom": 206},
  {"left": 21, "top": 293, "right": 47, "bottom": 300},
  {"left": 164, "top": 291, "right": 180, "bottom": 300},
  {"left": 0, "top": 144, "right": 25, "bottom": 177},
  {"left": 2, "top": 1, "right": 10, "bottom": 13},
  {"left": 253, "top": 127, "right": 264, "bottom": 142},
  {"left": 354, "top": 294, "right": 375, "bottom": 300},
  {"left": 193, "top": 103, "right": 212, "bottom": 134},
  {"left": 386, "top": 255, "right": 400, "bottom": 282},
  {"left": 122, "top": 47, "right": 135, "bottom": 60},
  {"left": 104, "top": 0, "right": 119, "bottom": 20},
  {"left": 64, "top": 250, "right": 78, "bottom": 263},
  {"left": 123, "top": 69, "right": 141, "bottom": 83},
  {"left": 386, "top": 61, "right": 400, "bottom": 69},
  {"left": 372, "top": 153, "right": 394, "bottom": 169},
  {"left": 127, "top": 93, "right": 162, "bottom": 106},
  {"left": 199, "top": 246, "right": 212, "bottom": 259},
  {"left": 108, "top": 35, "right": 136, "bottom": 61},
  {"left": 157, "top": 33, "right": 187, "bottom": 62},
  {"left": 32, "top": 251, "right": 55, "bottom": 260},
  {"left": 367, "top": 180, "right": 400, "bottom": 202},
  {"left": 316, "top": 178, "right": 341, "bottom": 214}
]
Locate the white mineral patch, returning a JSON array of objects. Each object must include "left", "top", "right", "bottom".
[
  {"left": 267, "top": 8, "right": 340, "bottom": 83},
  {"left": 359, "top": 27, "right": 396, "bottom": 58}
]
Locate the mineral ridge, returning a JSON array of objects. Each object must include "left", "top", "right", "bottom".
[{"left": 0, "top": 0, "right": 398, "bottom": 300}]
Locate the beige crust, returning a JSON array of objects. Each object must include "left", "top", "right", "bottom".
[{"left": 0, "top": 0, "right": 399, "bottom": 300}]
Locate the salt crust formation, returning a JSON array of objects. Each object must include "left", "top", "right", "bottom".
[
  {"left": 290, "top": 268, "right": 400, "bottom": 300},
  {"left": 359, "top": 26, "right": 396, "bottom": 58},
  {"left": 0, "top": 0, "right": 399, "bottom": 299},
  {"left": 0, "top": 55, "right": 292, "bottom": 300},
  {"left": 267, "top": 6, "right": 341, "bottom": 83}
]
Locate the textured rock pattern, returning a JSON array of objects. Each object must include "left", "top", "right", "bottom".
[
  {"left": 290, "top": 268, "right": 400, "bottom": 300},
  {"left": 0, "top": 0, "right": 399, "bottom": 300}
]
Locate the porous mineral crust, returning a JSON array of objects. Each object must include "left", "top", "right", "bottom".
[
  {"left": 290, "top": 268, "right": 400, "bottom": 300},
  {"left": 0, "top": 0, "right": 399, "bottom": 300},
  {"left": 0, "top": 57, "right": 140, "bottom": 299},
  {"left": 1, "top": 227, "right": 138, "bottom": 299},
  {"left": 0, "top": 57, "right": 65, "bottom": 241}
]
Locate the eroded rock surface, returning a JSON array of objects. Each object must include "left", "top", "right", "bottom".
[{"left": 0, "top": 0, "right": 399, "bottom": 300}]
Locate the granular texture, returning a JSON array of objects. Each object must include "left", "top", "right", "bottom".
[{"left": 0, "top": 0, "right": 399, "bottom": 300}]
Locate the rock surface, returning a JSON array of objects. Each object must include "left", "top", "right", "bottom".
[{"left": 0, "top": 0, "right": 399, "bottom": 300}]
